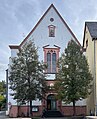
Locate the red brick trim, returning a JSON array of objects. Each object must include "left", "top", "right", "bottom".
[
  {"left": 9, "top": 45, "right": 19, "bottom": 49},
  {"left": 43, "top": 47, "right": 60, "bottom": 73}
]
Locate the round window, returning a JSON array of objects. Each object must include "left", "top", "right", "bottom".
[{"left": 50, "top": 18, "right": 54, "bottom": 22}]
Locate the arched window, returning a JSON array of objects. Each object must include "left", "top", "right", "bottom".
[
  {"left": 52, "top": 53, "right": 56, "bottom": 73},
  {"left": 47, "top": 53, "right": 51, "bottom": 73},
  {"left": 43, "top": 47, "right": 60, "bottom": 74}
]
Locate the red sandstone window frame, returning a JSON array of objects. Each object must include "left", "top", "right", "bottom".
[{"left": 43, "top": 47, "right": 60, "bottom": 73}]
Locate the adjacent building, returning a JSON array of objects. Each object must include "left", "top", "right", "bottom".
[
  {"left": 83, "top": 22, "right": 97, "bottom": 115},
  {"left": 7, "top": 4, "right": 86, "bottom": 117}
]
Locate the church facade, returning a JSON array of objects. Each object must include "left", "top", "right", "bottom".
[{"left": 7, "top": 4, "right": 86, "bottom": 117}]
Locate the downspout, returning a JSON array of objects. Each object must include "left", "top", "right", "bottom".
[
  {"left": 6, "top": 69, "right": 8, "bottom": 111},
  {"left": 94, "top": 39, "right": 96, "bottom": 116}
]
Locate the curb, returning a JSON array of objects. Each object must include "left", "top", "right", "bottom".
[
  {"left": 6, "top": 118, "right": 31, "bottom": 119},
  {"left": 0, "top": 111, "right": 5, "bottom": 114},
  {"left": 86, "top": 116, "right": 97, "bottom": 119}
]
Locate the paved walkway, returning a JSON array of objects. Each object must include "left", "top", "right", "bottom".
[
  {"left": 5, "top": 117, "right": 87, "bottom": 119},
  {"left": 0, "top": 116, "right": 96, "bottom": 119},
  {"left": 0, "top": 111, "right": 95, "bottom": 119},
  {"left": 6, "top": 117, "right": 73, "bottom": 119},
  {"left": 0, "top": 111, "right": 7, "bottom": 119},
  {"left": 0, "top": 111, "right": 73, "bottom": 119}
]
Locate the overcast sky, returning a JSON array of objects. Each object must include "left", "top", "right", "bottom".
[{"left": 0, "top": 0, "right": 97, "bottom": 81}]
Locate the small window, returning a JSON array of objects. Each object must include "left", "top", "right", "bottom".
[
  {"left": 50, "top": 18, "right": 54, "bottom": 22},
  {"left": 32, "top": 106, "right": 39, "bottom": 112},
  {"left": 48, "top": 25, "right": 55, "bottom": 37},
  {"left": 52, "top": 53, "right": 56, "bottom": 73},
  {"left": 86, "top": 40, "right": 88, "bottom": 48},
  {"left": 47, "top": 53, "right": 51, "bottom": 73}
]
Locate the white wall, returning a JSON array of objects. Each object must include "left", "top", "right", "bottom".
[
  {"left": 22, "top": 7, "right": 78, "bottom": 61},
  {"left": 62, "top": 99, "right": 86, "bottom": 106},
  {"left": 8, "top": 6, "right": 83, "bottom": 107}
]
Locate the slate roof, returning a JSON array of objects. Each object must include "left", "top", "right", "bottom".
[{"left": 86, "top": 22, "right": 97, "bottom": 38}]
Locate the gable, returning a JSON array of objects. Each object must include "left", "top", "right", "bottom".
[
  {"left": 9, "top": 4, "right": 81, "bottom": 63},
  {"left": 86, "top": 22, "right": 97, "bottom": 38},
  {"left": 83, "top": 22, "right": 95, "bottom": 48},
  {"left": 19, "top": 4, "right": 80, "bottom": 47}
]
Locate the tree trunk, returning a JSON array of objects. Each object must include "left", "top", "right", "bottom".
[
  {"left": 27, "top": 101, "right": 29, "bottom": 117},
  {"left": 30, "top": 100, "right": 33, "bottom": 118},
  {"left": 73, "top": 100, "right": 76, "bottom": 116}
]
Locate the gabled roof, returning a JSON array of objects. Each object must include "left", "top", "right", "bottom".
[
  {"left": 83, "top": 22, "right": 97, "bottom": 47},
  {"left": 86, "top": 22, "right": 97, "bottom": 38},
  {"left": 9, "top": 4, "right": 81, "bottom": 49}
]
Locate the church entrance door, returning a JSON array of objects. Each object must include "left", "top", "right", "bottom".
[{"left": 47, "top": 94, "right": 56, "bottom": 110}]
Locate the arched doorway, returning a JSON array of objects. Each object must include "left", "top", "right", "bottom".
[{"left": 47, "top": 94, "right": 57, "bottom": 110}]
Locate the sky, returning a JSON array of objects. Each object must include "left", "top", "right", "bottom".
[{"left": 0, "top": 0, "right": 97, "bottom": 81}]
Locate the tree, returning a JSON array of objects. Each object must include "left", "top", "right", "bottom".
[
  {"left": 55, "top": 40, "right": 93, "bottom": 116},
  {"left": 9, "top": 40, "right": 47, "bottom": 118},
  {"left": 0, "top": 95, "right": 6, "bottom": 110},
  {"left": 0, "top": 81, "right": 6, "bottom": 110},
  {"left": 0, "top": 81, "right": 6, "bottom": 95}
]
